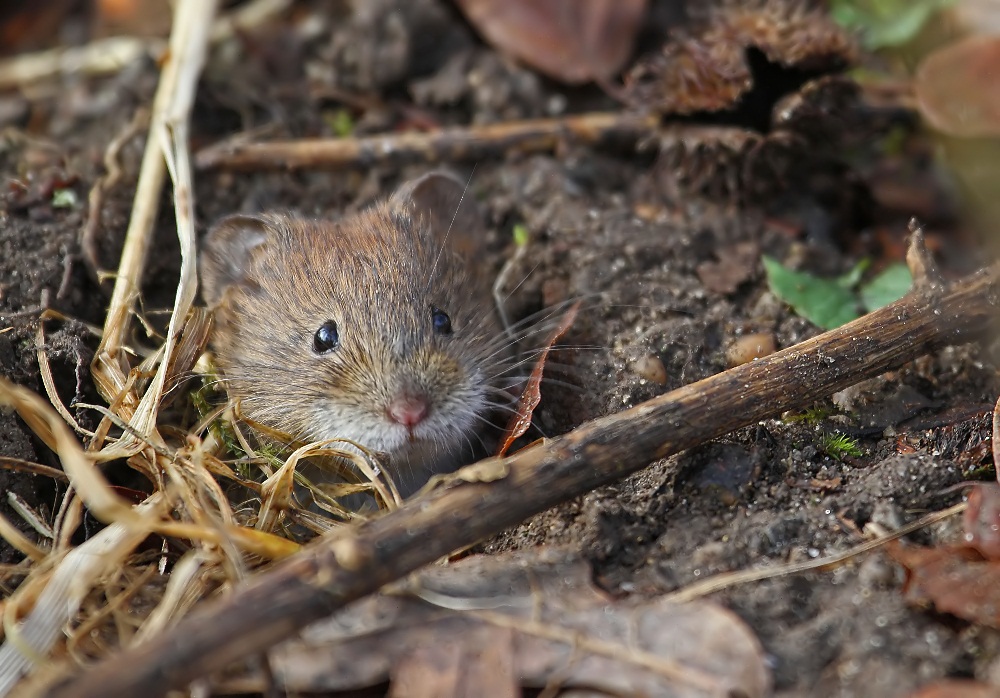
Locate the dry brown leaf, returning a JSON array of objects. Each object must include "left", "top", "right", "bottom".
[
  {"left": 237, "top": 549, "right": 770, "bottom": 697},
  {"left": 696, "top": 241, "right": 760, "bottom": 295},
  {"left": 888, "top": 541, "right": 1000, "bottom": 627},
  {"left": 389, "top": 625, "right": 518, "bottom": 698},
  {"left": 455, "top": 0, "right": 647, "bottom": 84},
  {"left": 497, "top": 300, "right": 580, "bottom": 457},
  {"left": 916, "top": 35, "right": 1000, "bottom": 137},
  {"left": 964, "top": 484, "right": 1000, "bottom": 560}
]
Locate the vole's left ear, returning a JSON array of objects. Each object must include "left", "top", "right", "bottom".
[
  {"left": 200, "top": 214, "right": 273, "bottom": 307},
  {"left": 389, "top": 171, "right": 486, "bottom": 258}
]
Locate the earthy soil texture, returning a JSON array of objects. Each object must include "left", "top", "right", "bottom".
[{"left": 2, "top": 1, "right": 999, "bottom": 696}]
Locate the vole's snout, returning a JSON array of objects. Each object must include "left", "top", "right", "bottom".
[{"left": 387, "top": 393, "right": 430, "bottom": 435}]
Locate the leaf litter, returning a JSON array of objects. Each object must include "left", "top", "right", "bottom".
[
  {"left": 251, "top": 549, "right": 770, "bottom": 697},
  {"left": 454, "top": 0, "right": 648, "bottom": 85}
]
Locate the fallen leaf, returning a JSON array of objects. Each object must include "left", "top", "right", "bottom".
[
  {"left": 696, "top": 241, "right": 760, "bottom": 295},
  {"left": 497, "top": 300, "right": 581, "bottom": 457},
  {"left": 888, "top": 542, "right": 1000, "bottom": 627},
  {"left": 455, "top": 0, "right": 647, "bottom": 84},
  {"left": 244, "top": 549, "right": 770, "bottom": 697},
  {"left": 859, "top": 263, "right": 912, "bottom": 312},
  {"left": 963, "top": 484, "right": 1000, "bottom": 560},
  {"left": 916, "top": 35, "right": 1000, "bottom": 137},
  {"left": 764, "top": 257, "right": 911, "bottom": 330},
  {"left": 763, "top": 256, "right": 861, "bottom": 330}
]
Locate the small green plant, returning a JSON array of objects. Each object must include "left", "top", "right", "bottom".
[
  {"left": 51, "top": 188, "right": 78, "bottom": 208},
  {"left": 512, "top": 223, "right": 530, "bottom": 247},
  {"left": 191, "top": 376, "right": 255, "bottom": 478},
  {"left": 763, "top": 257, "right": 912, "bottom": 330},
  {"left": 820, "top": 432, "right": 863, "bottom": 460},
  {"left": 327, "top": 108, "right": 355, "bottom": 137},
  {"left": 830, "top": 0, "right": 954, "bottom": 50},
  {"left": 783, "top": 406, "right": 832, "bottom": 425}
]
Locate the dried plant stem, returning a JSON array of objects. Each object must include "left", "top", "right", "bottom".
[
  {"left": 195, "top": 112, "right": 661, "bottom": 171},
  {"left": 91, "top": 0, "right": 217, "bottom": 452},
  {"left": 0, "top": 37, "right": 159, "bottom": 93},
  {"left": 47, "top": 232, "right": 1000, "bottom": 698},
  {"left": 664, "top": 501, "right": 968, "bottom": 603}
]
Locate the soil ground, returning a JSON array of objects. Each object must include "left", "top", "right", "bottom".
[{"left": 1, "top": 1, "right": 999, "bottom": 696}]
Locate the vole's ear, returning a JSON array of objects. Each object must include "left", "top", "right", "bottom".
[
  {"left": 390, "top": 171, "right": 485, "bottom": 258},
  {"left": 200, "top": 214, "right": 272, "bottom": 307}
]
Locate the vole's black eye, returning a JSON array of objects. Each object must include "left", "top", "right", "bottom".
[
  {"left": 431, "top": 307, "right": 452, "bottom": 335},
  {"left": 313, "top": 320, "right": 340, "bottom": 353}
]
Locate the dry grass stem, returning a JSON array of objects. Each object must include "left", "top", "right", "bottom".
[
  {"left": 0, "top": 495, "right": 165, "bottom": 695},
  {"left": 34, "top": 322, "right": 92, "bottom": 437},
  {"left": 664, "top": 501, "right": 968, "bottom": 603},
  {"left": 0, "top": 37, "right": 160, "bottom": 93}
]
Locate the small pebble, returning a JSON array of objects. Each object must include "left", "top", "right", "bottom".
[
  {"left": 633, "top": 354, "right": 667, "bottom": 384},
  {"left": 726, "top": 332, "right": 777, "bottom": 367}
]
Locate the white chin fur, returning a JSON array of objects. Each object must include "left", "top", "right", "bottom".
[{"left": 306, "top": 408, "right": 459, "bottom": 460}]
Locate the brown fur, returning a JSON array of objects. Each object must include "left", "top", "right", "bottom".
[{"left": 200, "top": 173, "right": 508, "bottom": 494}]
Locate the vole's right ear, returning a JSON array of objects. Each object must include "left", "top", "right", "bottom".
[
  {"left": 200, "top": 214, "right": 272, "bottom": 307},
  {"left": 389, "top": 171, "right": 485, "bottom": 258}
]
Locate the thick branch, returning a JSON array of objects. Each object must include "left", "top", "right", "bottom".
[{"left": 48, "top": 245, "right": 999, "bottom": 697}]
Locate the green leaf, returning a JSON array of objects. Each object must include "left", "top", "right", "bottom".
[
  {"left": 328, "top": 109, "right": 355, "bottom": 137},
  {"left": 820, "top": 432, "right": 863, "bottom": 460},
  {"left": 763, "top": 256, "right": 861, "bottom": 330},
  {"left": 859, "top": 263, "right": 912, "bottom": 312},
  {"left": 830, "top": 0, "right": 954, "bottom": 50},
  {"left": 512, "top": 223, "right": 529, "bottom": 247},
  {"left": 836, "top": 259, "right": 870, "bottom": 290},
  {"left": 51, "top": 188, "right": 77, "bottom": 209}
]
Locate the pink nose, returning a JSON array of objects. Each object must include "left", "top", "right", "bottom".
[{"left": 387, "top": 394, "right": 429, "bottom": 428}]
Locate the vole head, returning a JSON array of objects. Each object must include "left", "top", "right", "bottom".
[{"left": 200, "top": 172, "right": 507, "bottom": 479}]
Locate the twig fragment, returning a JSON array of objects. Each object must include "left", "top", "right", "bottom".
[
  {"left": 906, "top": 218, "right": 944, "bottom": 295},
  {"left": 196, "top": 112, "right": 660, "bottom": 171},
  {"left": 90, "top": 0, "right": 218, "bottom": 453},
  {"left": 664, "top": 501, "right": 967, "bottom": 603}
]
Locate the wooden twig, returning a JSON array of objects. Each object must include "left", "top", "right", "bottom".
[
  {"left": 48, "top": 235, "right": 999, "bottom": 698},
  {"left": 0, "top": 37, "right": 159, "bottom": 93},
  {"left": 195, "top": 112, "right": 661, "bottom": 171}
]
